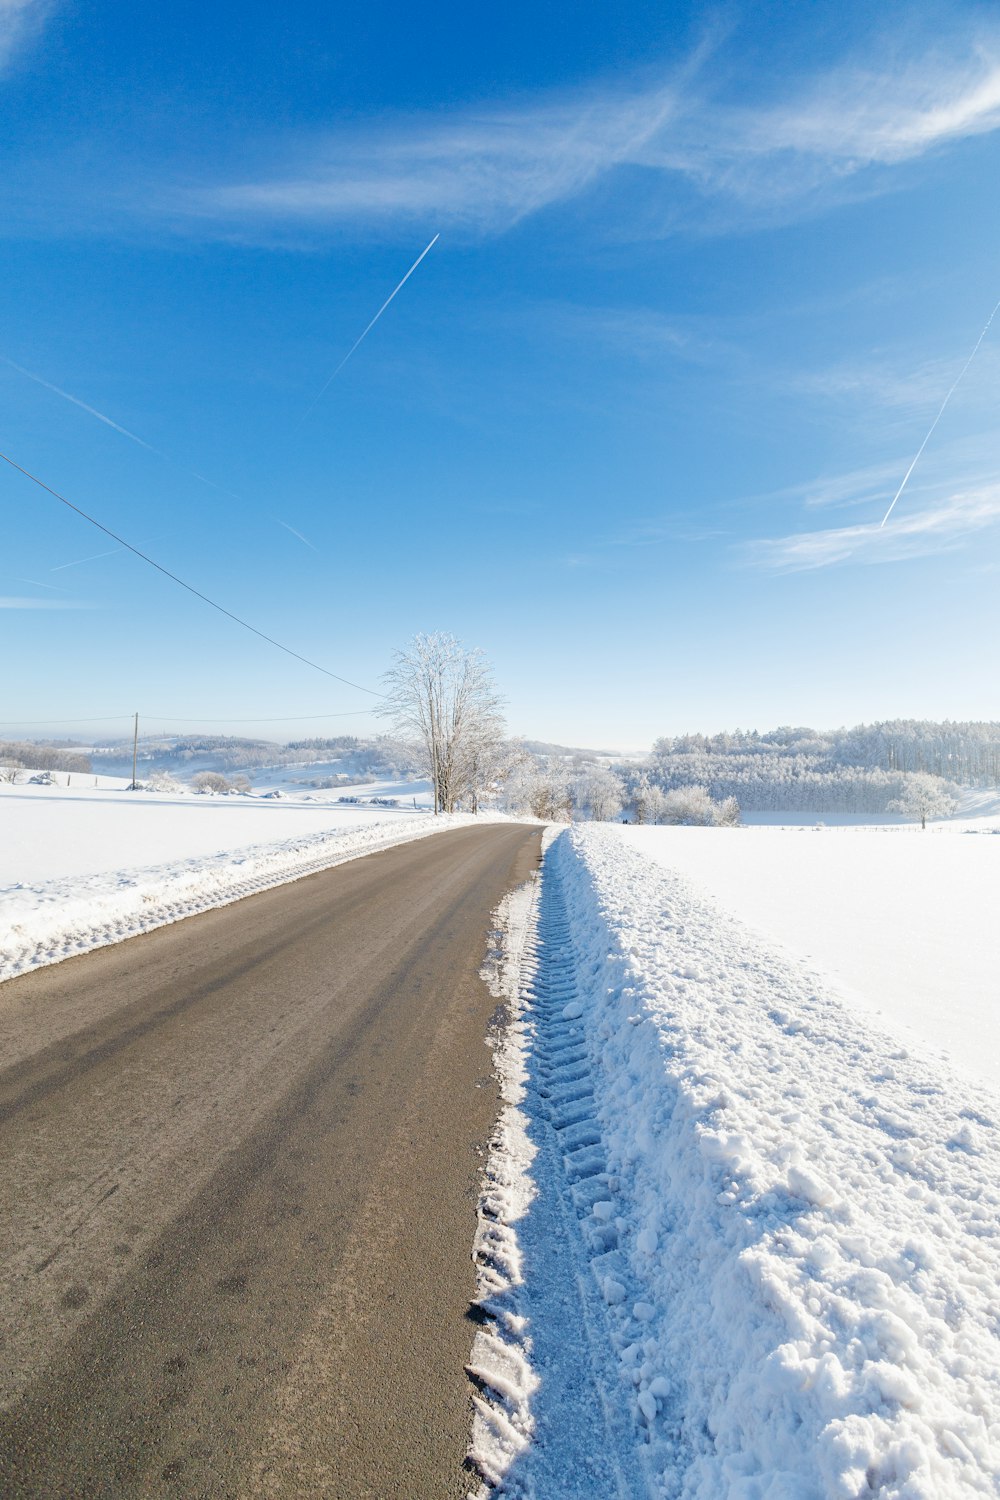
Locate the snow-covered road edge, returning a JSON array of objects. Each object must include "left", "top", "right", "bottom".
[
  {"left": 467, "top": 861, "right": 543, "bottom": 1492},
  {"left": 0, "top": 812, "right": 509, "bottom": 983},
  {"left": 549, "top": 825, "right": 1000, "bottom": 1498}
]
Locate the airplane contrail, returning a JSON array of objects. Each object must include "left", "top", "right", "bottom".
[
  {"left": 274, "top": 517, "right": 319, "bottom": 551},
  {"left": 17, "top": 576, "right": 65, "bottom": 591},
  {"left": 297, "top": 233, "right": 440, "bottom": 428},
  {"left": 3, "top": 355, "right": 242, "bottom": 500},
  {"left": 50, "top": 547, "right": 125, "bottom": 572},
  {"left": 2, "top": 356, "right": 161, "bottom": 453},
  {"left": 880, "top": 296, "right": 1000, "bottom": 528}
]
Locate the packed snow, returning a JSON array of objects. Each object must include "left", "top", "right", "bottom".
[
  {"left": 0, "top": 775, "right": 497, "bottom": 981},
  {"left": 615, "top": 820, "right": 1000, "bottom": 1095},
  {"left": 470, "top": 825, "right": 1000, "bottom": 1498}
]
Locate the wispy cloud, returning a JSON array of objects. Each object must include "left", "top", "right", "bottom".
[
  {"left": 765, "top": 460, "right": 912, "bottom": 514},
  {"left": 0, "top": 0, "right": 52, "bottom": 73},
  {"left": 744, "top": 485, "right": 1000, "bottom": 572},
  {"left": 656, "top": 42, "right": 1000, "bottom": 207},
  {"left": 0, "top": 595, "right": 93, "bottom": 608},
  {"left": 178, "top": 32, "right": 1000, "bottom": 237},
  {"left": 796, "top": 341, "right": 1000, "bottom": 418},
  {"left": 186, "top": 81, "right": 689, "bottom": 235}
]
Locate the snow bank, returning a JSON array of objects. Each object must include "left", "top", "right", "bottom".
[
  {"left": 468, "top": 869, "right": 543, "bottom": 1488},
  {"left": 615, "top": 823, "right": 1000, "bottom": 1095},
  {"left": 542, "top": 825, "right": 1000, "bottom": 1498},
  {"left": 0, "top": 804, "right": 505, "bottom": 982}
]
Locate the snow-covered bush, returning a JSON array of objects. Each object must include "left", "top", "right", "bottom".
[
  {"left": 148, "top": 770, "right": 184, "bottom": 794},
  {"left": 191, "top": 771, "right": 233, "bottom": 795},
  {"left": 660, "top": 786, "right": 718, "bottom": 826}
]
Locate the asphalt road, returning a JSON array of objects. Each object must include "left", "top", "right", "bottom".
[{"left": 0, "top": 821, "right": 542, "bottom": 1498}]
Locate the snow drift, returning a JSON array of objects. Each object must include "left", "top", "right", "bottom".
[{"left": 510, "top": 827, "right": 1000, "bottom": 1498}]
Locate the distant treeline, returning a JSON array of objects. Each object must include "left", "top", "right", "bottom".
[
  {"left": 653, "top": 721, "right": 1000, "bottom": 782},
  {"left": 0, "top": 740, "right": 92, "bottom": 773},
  {"left": 284, "top": 736, "right": 362, "bottom": 753},
  {"left": 644, "top": 719, "right": 1000, "bottom": 813}
]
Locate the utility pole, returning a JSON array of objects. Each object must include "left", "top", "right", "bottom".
[{"left": 131, "top": 711, "right": 139, "bottom": 790}]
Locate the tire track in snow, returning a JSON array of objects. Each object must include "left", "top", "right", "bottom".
[{"left": 468, "top": 842, "right": 655, "bottom": 1498}]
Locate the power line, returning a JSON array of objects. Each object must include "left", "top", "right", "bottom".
[{"left": 0, "top": 450, "right": 382, "bottom": 697}]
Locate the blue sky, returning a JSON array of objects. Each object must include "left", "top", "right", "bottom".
[{"left": 3, "top": 1, "right": 1000, "bottom": 748}]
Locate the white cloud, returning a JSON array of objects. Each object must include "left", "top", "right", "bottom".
[
  {"left": 787, "top": 460, "right": 913, "bottom": 514},
  {"left": 0, "top": 0, "right": 52, "bottom": 73},
  {"left": 744, "top": 485, "right": 1000, "bottom": 572},
  {"left": 181, "top": 32, "right": 1000, "bottom": 236},
  {"left": 189, "top": 81, "right": 688, "bottom": 234},
  {"left": 795, "top": 342, "right": 1000, "bottom": 419},
  {"left": 660, "top": 42, "right": 1000, "bottom": 205}
]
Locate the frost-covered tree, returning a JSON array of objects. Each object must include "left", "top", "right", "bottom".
[
  {"left": 661, "top": 785, "right": 718, "bottom": 826},
  {"left": 529, "top": 775, "right": 573, "bottom": 822},
  {"left": 631, "top": 772, "right": 656, "bottom": 825},
  {"left": 574, "top": 767, "right": 625, "bottom": 822},
  {"left": 888, "top": 773, "right": 959, "bottom": 829},
  {"left": 716, "top": 795, "right": 741, "bottom": 827},
  {"left": 378, "top": 632, "right": 505, "bottom": 814}
]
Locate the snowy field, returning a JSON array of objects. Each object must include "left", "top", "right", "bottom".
[
  {"left": 0, "top": 776, "right": 492, "bottom": 981},
  {"left": 1, "top": 776, "right": 434, "bottom": 884},
  {"left": 616, "top": 819, "right": 1000, "bottom": 1096},
  {"left": 470, "top": 825, "right": 1000, "bottom": 1498}
]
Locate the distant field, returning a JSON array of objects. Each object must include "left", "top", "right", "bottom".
[{"left": 617, "top": 818, "right": 1000, "bottom": 1095}]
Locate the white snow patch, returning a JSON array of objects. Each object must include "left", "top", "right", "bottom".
[
  {"left": 467, "top": 866, "right": 543, "bottom": 1495},
  {"left": 543, "top": 825, "right": 1000, "bottom": 1499},
  {"left": 616, "top": 821, "right": 1000, "bottom": 1095},
  {"left": 0, "top": 779, "right": 513, "bottom": 981}
]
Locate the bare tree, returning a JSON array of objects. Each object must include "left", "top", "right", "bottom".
[{"left": 378, "top": 632, "right": 505, "bottom": 814}]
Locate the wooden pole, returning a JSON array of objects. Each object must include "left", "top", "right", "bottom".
[{"left": 131, "top": 711, "right": 139, "bottom": 790}]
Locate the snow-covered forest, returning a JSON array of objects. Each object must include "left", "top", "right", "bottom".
[{"left": 639, "top": 719, "right": 1000, "bottom": 815}]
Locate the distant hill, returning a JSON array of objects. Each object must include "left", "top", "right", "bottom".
[
  {"left": 519, "top": 738, "right": 626, "bottom": 761},
  {"left": 85, "top": 733, "right": 422, "bottom": 789}
]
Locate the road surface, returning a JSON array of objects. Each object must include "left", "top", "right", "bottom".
[{"left": 0, "top": 822, "right": 541, "bottom": 1498}]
